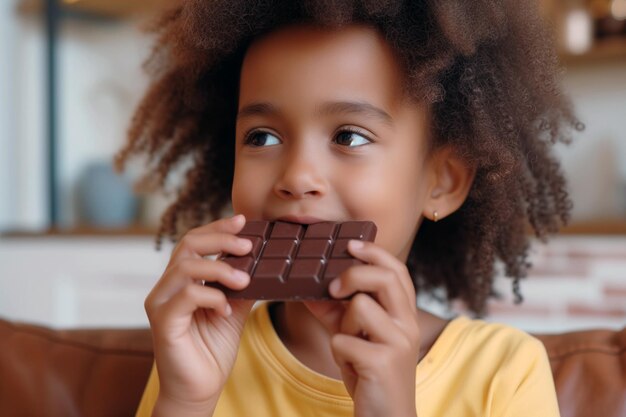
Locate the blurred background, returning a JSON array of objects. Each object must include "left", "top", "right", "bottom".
[{"left": 0, "top": 0, "right": 624, "bottom": 331}]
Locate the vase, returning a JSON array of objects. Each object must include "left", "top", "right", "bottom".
[{"left": 77, "top": 161, "right": 138, "bottom": 227}]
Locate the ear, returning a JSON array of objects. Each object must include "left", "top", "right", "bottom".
[{"left": 422, "top": 146, "right": 476, "bottom": 222}]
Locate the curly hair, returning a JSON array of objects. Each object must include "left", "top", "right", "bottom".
[{"left": 114, "top": 0, "right": 583, "bottom": 317}]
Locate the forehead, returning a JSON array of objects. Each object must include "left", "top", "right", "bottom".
[{"left": 239, "top": 23, "right": 407, "bottom": 109}]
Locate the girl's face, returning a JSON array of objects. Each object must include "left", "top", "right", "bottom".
[{"left": 232, "top": 23, "right": 432, "bottom": 262}]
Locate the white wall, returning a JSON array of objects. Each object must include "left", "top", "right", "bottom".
[
  {"left": 0, "top": 1, "right": 17, "bottom": 230},
  {"left": 0, "top": 5, "right": 47, "bottom": 231},
  {"left": 557, "top": 61, "right": 626, "bottom": 220},
  {"left": 0, "top": 235, "right": 172, "bottom": 328},
  {"left": 57, "top": 19, "right": 152, "bottom": 228}
]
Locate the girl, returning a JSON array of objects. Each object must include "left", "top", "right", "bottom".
[{"left": 116, "top": 1, "right": 583, "bottom": 416}]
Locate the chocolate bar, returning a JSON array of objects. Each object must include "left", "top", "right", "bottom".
[{"left": 205, "top": 220, "right": 377, "bottom": 300}]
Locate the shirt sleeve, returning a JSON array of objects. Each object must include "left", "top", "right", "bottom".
[
  {"left": 135, "top": 363, "right": 159, "bottom": 417},
  {"left": 496, "top": 337, "right": 561, "bottom": 417}
]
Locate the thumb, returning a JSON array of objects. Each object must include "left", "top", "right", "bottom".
[{"left": 302, "top": 300, "right": 346, "bottom": 335}]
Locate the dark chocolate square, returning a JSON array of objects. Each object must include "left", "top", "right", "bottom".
[
  {"left": 324, "top": 258, "right": 364, "bottom": 279},
  {"left": 262, "top": 239, "right": 297, "bottom": 259},
  {"left": 289, "top": 258, "right": 324, "bottom": 281},
  {"left": 304, "top": 222, "right": 338, "bottom": 239},
  {"left": 240, "top": 221, "right": 271, "bottom": 239},
  {"left": 270, "top": 222, "right": 304, "bottom": 239},
  {"left": 297, "top": 239, "right": 331, "bottom": 259},
  {"left": 254, "top": 258, "right": 289, "bottom": 281}
]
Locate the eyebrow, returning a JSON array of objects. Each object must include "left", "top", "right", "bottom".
[{"left": 236, "top": 100, "right": 394, "bottom": 127}]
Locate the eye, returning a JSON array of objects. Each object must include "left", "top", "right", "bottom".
[
  {"left": 334, "top": 128, "right": 373, "bottom": 148},
  {"left": 243, "top": 130, "right": 281, "bottom": 147}
]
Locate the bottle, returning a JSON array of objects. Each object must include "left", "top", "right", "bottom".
[{"left": 563, "top": 2, "right": 594, "bottom": 54}]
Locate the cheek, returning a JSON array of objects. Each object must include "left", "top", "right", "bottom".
[
  {"left": 348, "top": 146, "right": 423, "bottom": 210},
  {"left": 231, "top": 162, "right": 266, "bottom": 216},
  {"left": 376, "top": 190, "right": 422, "bottom": 256},
  {"left": 339, "top": 159, "right": 423, "bottom": 257}
]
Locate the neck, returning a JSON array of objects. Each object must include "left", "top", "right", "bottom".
[
  {"left": 269, "top": 300, "right": 449, "bottom": 381},
  {"left": 269, "top": 301, "right": 343, "bottom": 379}
]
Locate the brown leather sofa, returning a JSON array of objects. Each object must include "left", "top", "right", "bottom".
[{"left": 0, "top": 317, "right": 624, "bottom": 417}]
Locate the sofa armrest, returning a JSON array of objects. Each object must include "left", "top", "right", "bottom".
[
  {"left": 533, "top": 327, "right": 626, "bottom": 417},
  {"left": 0, "top": 318, "right": 153, "bottom": 417}
]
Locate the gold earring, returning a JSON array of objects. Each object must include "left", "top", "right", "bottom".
[{"left": 433, "top": 210, "right": 439, "bottom": 222}]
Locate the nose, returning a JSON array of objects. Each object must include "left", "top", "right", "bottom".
[{"left": 273, "top": 145, "right": 327, "bottom": 200}]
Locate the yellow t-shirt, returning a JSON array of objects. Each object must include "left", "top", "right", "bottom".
[{"left": 136, "top": 302, "right": 560, "bottom": 417}]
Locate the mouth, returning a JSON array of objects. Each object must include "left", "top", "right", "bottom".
[{"left": 274, "top": 215, "right": 329, "bottom": 224}]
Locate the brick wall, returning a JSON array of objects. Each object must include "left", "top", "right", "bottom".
[{"left": 420, "top": 236, "right": 626, "bottom": 333}]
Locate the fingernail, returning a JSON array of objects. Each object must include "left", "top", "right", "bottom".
[
  {"left": 329, "top": 279, "right": 341, "bottom": 295},
  {"left": 349, "top": 240, "right": 364, "bottom": 250},
  {"left": 233, "top": 269, "right": 249, "bottom": 283},
  {"left": 224, "top": 303, "right": 232, "bottom": 316},
  {"left": 231, "top": 214, "right": 244, "bottom": 222},
  {"left": 239, "top": 238, "right": 252, "bottom": 249}
]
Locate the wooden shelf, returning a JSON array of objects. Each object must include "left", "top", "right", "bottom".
[
  {"left": 1, "top": 224, "right": 158, "bottom": 238},
  {"left": 4, "top": 220, "right": 626, "bottom": 238},
  {"left": 558, "top": 219, "right": 626, "bottom": 235},
  {"left": 561, "top": 37, "right": 626, "bottom": 65},
  {"left": 539, "top": 0, "right": 626, "bottom": 66}
]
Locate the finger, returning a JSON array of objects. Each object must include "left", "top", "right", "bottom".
[
  {"left": 169, "top": 231, "right": 252, "bottom": 266},
  {"left": 331, "top": 333, "right": 381, "bottom": 379},
  {"left": 329, "top": 265, "right": 412, "bottom": 320},
  {"left": 151, "top": 283, "right": 233, "bottom": 325},
  {"left": 168, "top": 213, "right": 248, "bottom": 263},
  {"left": 347, "top": 240, "right": 417, "bottom": 308},
  {"left": 151, "top": 258, "right": 249, "bottom": 305},
  {"left": 339, "top": 293, "right": 405, "bottom": 345},
  {"left": 186, "top": 213, "right": 247, "bottom": 237}
]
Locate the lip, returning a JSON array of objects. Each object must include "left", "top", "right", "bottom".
[{"left": 274, "top": 215, "right": 328, "bottom": 224}]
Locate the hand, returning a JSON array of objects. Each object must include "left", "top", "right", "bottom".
[
  {"left": 144, "top": 214, "right": 255, "bottom": 414},
  {"left": 304, "top": 240, "right": 420, "bottom": 417}
]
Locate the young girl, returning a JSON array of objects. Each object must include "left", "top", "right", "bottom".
[{"left": 116, "top": 1, "right": 583, "bottom": 416}]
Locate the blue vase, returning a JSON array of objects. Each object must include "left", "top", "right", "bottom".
[{"left": 77, "top": 161, "right": 138, "bottom": 227}]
